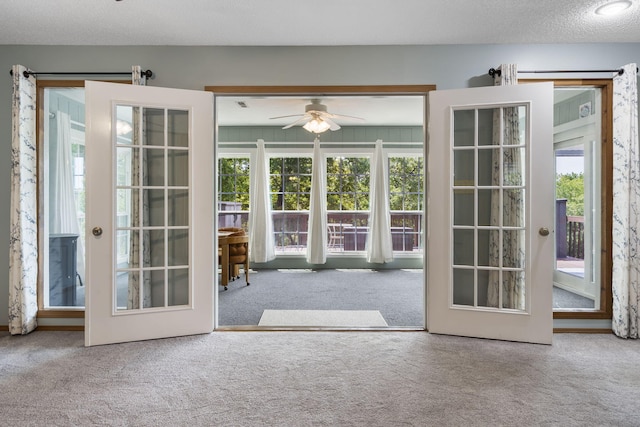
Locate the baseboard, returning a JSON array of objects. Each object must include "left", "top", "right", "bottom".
[{"left": 553, "top": 328, "right": 613, "bottom": 334}]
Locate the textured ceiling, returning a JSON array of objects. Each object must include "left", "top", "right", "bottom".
[{"left": 1, "top": 0, "right": 639, "bottom": 46}]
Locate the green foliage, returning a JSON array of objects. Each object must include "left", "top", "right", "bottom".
[
  {"left": 326, "top": 157, "right": 370, "bottom": 210},
  {"left": 556, "top": 172, "right": 584, "bottom": 216},
  {"left": 389, "top": 157, "right": 423, "bottom": 211},
  {"left": 218, "top": 158, "right": 250, "bottom": 210}
]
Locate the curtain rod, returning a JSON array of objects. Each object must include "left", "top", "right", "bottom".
[
  {"left": 488, "top": 67, "right": 638, "bottom": 78},
  {"left": 9, "top": 69, "right": 153, "bottom": 79}
]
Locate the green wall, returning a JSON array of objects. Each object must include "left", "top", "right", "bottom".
[{"left": 1, "top": 44, "right": 639, "bottom": 328}]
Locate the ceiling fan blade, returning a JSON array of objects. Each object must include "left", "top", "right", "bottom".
[
  {"left": 269, "top": 113, "right": 305, "bottom": 120},
  {"left": 329, "top": 112, "right": 365, "bottom": 121},
  {"left": 322, "top": 116, "right": 341, "bottom": 131},
  {"left": 282, "top": 115, "right": 311, "bottom": 130}
]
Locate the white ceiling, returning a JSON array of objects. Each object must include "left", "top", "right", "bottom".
[{"left": 1, "top": 0, "right": 639, "bottom": 46}]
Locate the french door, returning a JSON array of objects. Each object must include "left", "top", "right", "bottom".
[
  {"left": 427, "top": 82, "right": 554, "bottom": 344},
  {"left": 85, "top": 81, "right": 214, "bottom": 346}
]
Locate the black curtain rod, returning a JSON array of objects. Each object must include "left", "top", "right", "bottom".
[
  {"left": 9, "top": 69, "right": 153, "bottom": 79},
  {"left": 488, "top": 67, "right": 638, "bottom": 78}
]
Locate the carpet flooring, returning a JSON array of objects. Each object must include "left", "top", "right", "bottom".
[
  {"left": 1, "top": 330, "right": 639, "bottom": 426},
  {"left": 219, "top": 269, "right": 597, "bottom": 328},
  {"left": 218, "top": 269, "right": 424, "bottom": 327}
]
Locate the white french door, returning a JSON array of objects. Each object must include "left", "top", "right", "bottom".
[
  {"left": 85, "top": 81, "right": 214, "bottom": 346},
  {"left": 427, "top": 82, "right": 554, "bottom": 344}
]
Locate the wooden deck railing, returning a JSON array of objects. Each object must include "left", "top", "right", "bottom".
[
  {"left": 217, "top": 210, "right": 423, "bottom": 253},
  {"left": 556, "top": 199, "right": 584, "bottom": 260}
]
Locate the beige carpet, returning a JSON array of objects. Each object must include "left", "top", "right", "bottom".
[{"left": 258, "top": 309, "right": 388, "bottom": 327}]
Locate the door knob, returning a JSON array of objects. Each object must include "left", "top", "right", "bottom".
[
  {"left": 92, "top": 227, "right": 103, "bottom": 237},
  {"left": 538, "top": 227, "right": 550, "bottom": 236}
]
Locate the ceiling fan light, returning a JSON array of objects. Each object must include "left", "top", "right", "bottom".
[
  {"left": 595, "top": 0, "right": 632, "bottom": 15},
  {"left": 303, "top": 118, "right": 331, "bottom": 134}
]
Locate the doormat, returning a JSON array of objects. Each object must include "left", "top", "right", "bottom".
[{"left": 258, "top": 309, "right": 388, "bottom": 327}]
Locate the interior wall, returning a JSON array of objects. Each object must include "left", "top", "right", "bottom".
[{"left": 1, "top": 43, "right": 639, "bottom": 327}]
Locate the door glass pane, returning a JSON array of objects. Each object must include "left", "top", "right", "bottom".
[
  {"left": 453, "top": 150, "right": 475, "bottom": 184},
  {"left": 144, "top": 270, "right": 165, "bottom": 308},
  {"left": 143, "top": 108, "right": 165, "bottom": 146},
  {"left": 168, "top": 110, "right": 189, "bottom": 148},
  {"left": 149, "top": 230, "right": 165, "bottom": 268},
  {"left": 453, "top": 229, "right": 474, "bottom": 266},
  {"left": 168, "top": 189, "right": 189, "bottom": 227},
  {"left": 114, "top": 104, "right": 192, "bottom": 313},
  {"left": 451, "top": 105, "right": 528, "bottom": 312},
  {"left": 117, "top": 272, "right": 139, "bottom": 311},
  {"left": 146, "top": 189, "right": 165, "bottom": 227},
  {"left": 453, "top": 109, "right": 474, "bottom": 147},
  {"left": 145, "top": 148, "right": 165, "bottom": 187},
  {"left": 477, "top": 148, "right": 495, "bottom": 186},
  {"left": 477, "top": 270, "right": 490, "bottom": 307},
  {"left": 453, "top": 190, "right": 474, "bottom": 226},
  {"left": 168, "top": 269, "right": 189, "bottom": 306},
  {"left": 168, "top": 229, "right": 189, "bottom": 266},
  {"left": 453, "top": 268, "right": 474, "bottom": 306},
  {"left": 168, "top": 150, "right": 188, "bottom": 186},
  {"left": 478, "top": 108, "right": 497, "bottom": 146}
]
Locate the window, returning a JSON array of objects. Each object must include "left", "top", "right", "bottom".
[
  {"left": 217, "top": 157, "right": 250, "bottom": 230},
  {"left": 389, "top": 156, "right": 424, "bottom": 252},
  {"left": 326, "top": 156, "right": 370, "bottom": 251},
  {"left": 270, "top": 156, "right": 312, "bottom": 252}
]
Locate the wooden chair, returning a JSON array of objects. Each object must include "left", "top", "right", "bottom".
[{"left": 218, "top": 228, "right": 250, "bottom": 290}]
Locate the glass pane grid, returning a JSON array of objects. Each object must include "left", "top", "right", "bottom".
[
  {"left": 451, "top": 106, "right": 527, "bottom": 312},
  {"left": 115, "top": 105, "right": 191, "bottom": 312}
]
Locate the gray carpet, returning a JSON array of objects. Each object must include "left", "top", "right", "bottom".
[
  {"left": 218, "top": 269, "right": 424, "bottom": 327},
  {"left": 219, "top": 269, "right": 596, "bottom": 327},
  {"left": 1, "top": 330, "right": 639, "bottom": 426}
]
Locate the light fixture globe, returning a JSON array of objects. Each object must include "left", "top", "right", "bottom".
[
  {"left": 595, "top": 0, "right": 632, "bottom": 15},
  {"left": 303, "top": 117, "right": 331, "bottom": 134}
]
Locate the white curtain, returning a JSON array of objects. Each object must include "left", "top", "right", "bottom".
[
  {"left": 249, "top": 140, "right": 276, "bottom": 262},
  {"left": 366, "top": 140, "right": 393, "bottom": 263},
  {"left": 51, "top": 111, "right": 85, "bottom": 286},
  {"left": 127, "top": 65, "right": 151, "bottom": 309},
  {"left": 612, "top": 63, "right": 640, "bottom": 339},
  {"left": 307, "top": 138, "right": 327, "bottom": 264},
  {"left": 9, "top": 65, "right": 38, "bottom": 335},
  {"left": 487, "top": 64, "right": 525, "bottom": 309}
]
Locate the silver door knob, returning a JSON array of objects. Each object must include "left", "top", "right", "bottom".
[
  {"left": 92, "top": 227, "right": 103, "bottom": 237},
  {"left": 538, "top": 227, "right": 550, "bottom": 236}
]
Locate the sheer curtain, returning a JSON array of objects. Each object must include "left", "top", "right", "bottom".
[
  {"left": 612, "top": 63, "right": 640, "bottom": 339},
  {"left": 9, "top": 64, "right": 38, "bottom": 335},
  {"left": 249, "top": 140, "right": 276, "bottom": 262},
  {"left": 487, "top": 64, "right": 525, "bottom": 309},
  {"left": 51, "top": 111, "right": 85, "bottom": 286},
  {"left": 366, "top": 140, "right": 393, "bottom": 263},
  {"left": 306, "top": 138, "right": 327, "bottom": 264}
]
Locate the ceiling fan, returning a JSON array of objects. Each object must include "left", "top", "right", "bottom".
[{"left": 269, "top": 99, "right": 364, "bottom": 134}]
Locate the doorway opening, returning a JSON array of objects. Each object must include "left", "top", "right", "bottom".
[{"left": 208, "top": 86, "right": 433, "bottom": 329}]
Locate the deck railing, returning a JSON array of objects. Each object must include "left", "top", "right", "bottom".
[
  {"left": 556, "top": 199, "right": 584, "bottom": 260},
  {"left": 218, "top": 210, "right": 423, "bottom": 253}
]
